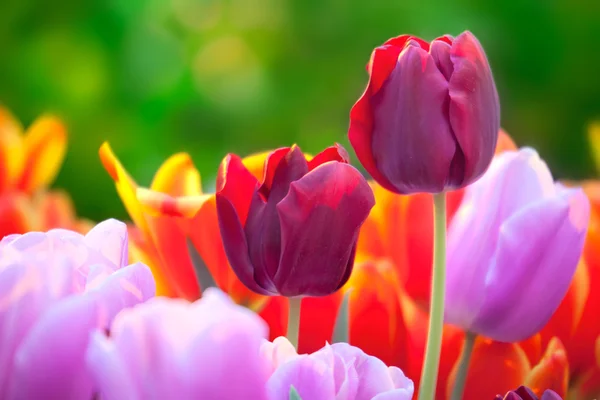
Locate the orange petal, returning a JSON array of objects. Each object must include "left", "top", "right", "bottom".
[
  {"left": 446, "top": 338, "right": 531, "bottom": 400},
  {"left": 150, "top": 152, "right": 202, "bottom": 196},
  {"left": 519, "top": 334, "right": 543, "bottom": 367},
  {"left": 127, "top": 225, "right": 175, "bottom": 297},
  {"left": 346, "top": 259, "right": 407, "bottom": 367},
  {"left": 0, "top": 108, "right": 24, "bottom": 192},
  {"left": 187, "top": 196, "right": 268, "bottom": 310},
  {"left": 241, "top": 151, "right": 269, "bottom": 180},
  {"left": 401, "top": 292, "right": 464, "bottom": 397},
  {"left": 596, "top": 336, "right": 600, "bottom": 368},
  {"left": 540, "top": 259, "right": 589, "bottom": 353},
  {"left": 99, "top": 142, "right": 148, "bottom": 233},
  {"left": 137, "top": 188, "right": 210, "bottom": 218},
  {"left": 0, "top": 192, "right": 34, "bottom": 237},
  {"left": 495, "top": 128, "right": 518, "bottom": 154},
  {"left": 35, "top": 190, "right": 77, "bottom": 230},
  {"left": 260, "top": 296, "right": 288, "bottom": 341},
  {"left": 16, "top": 115, "right": 66, "bottom": 193},
  {"left": 524, "top": 337, "right": 569, "bottom": 397}
]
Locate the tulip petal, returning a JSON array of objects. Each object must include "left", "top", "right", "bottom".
[
  {"left": 369, "top": 44, "right": 457, "bottom": 193},
  {"left": 245, "top": 146, "right": 308, "bottom": 288},
  {"left": 216, "top": 154, "right": 269, "bottom": 295},
  {"left": 524, "top": 337, "right": 569, "bottom": 397},
  {"left": 150, "top": 152, "right": 202, "bottom": 196},
  {"left": 0, "top": 193, "right": 33, "bottom": 237},
  {"left": 307, "top": 144, "right": 349, "bottom": 171},
  {"left": 137, "top": 188, "right": 211, "bottom": 218},
  {"left": 349, "top": 43, "right": 404, "bottom": 194},
  {"left": 446, "top": 149, "right": 559, "bottom": 332},
  {"left": 99, "top": 142, "right": 148, "bottom": 233},
  {"left": 17, "top": 115, "right": 67, "bottom": 193},
  {"left": 298, "top": 293, "right": 342, "bottom": 354},
  {"left": 267, "top": 354, "right": 337, "bottom": 400},
  {"left": 496, "top": 129, "right": 518, "bottom": 154},
  {"left": 275, "top": 162, "right": 375, "bottom": 296},
  {"left": 84, "top": 219, "right": 129, "bottom": 269},
  {"left": 0, "top": 108, "right": 24, "bottom": 192},
  {"left": 8, "top": 294, "right": 98, "bottom": 400},
  {"left": 472, "top": 188, "right": 589, "bottom": 342},
  {"left": 448, "top": 31, "right": 500, "bottom": 186}
]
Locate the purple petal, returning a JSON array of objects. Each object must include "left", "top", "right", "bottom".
[
  {"left": 445, "top": 149, "right": 556, "bottom": 330},
  {"left": 448, "top": 31, "right": 500, "bottom": 185},
  {"left": 275, "top": 162, "right": 375, "bottom": 296},
  {"left": 84, "top": 219, "right": 129, "bottom": 269},
  {"left": 245, "top": 146, "right": 308, "bottom": 290},
  {"left": 370, "top": 43, "right": 456, "bottom": 193},
  {"left": 471, "top": 187, "right": 589, "bottom": 341},
  {"left": 266, "top": 355, "right": 337, "bottom": 400},
  {"left": 7, "top": 294, "right": 99, "bottom": 400}
]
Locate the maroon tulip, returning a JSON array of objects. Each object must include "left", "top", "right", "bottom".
[
  {"left": 349, "top": 31, "right": 500, "bottom": 194},
  {"left": 495, "top": 386, "right": 562, "bottom": 400},
  {"left": 216, "top": 144, "right": 375, "bottom": 297}
]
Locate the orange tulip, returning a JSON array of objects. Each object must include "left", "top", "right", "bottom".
[
  {"left": 0, "top": 106, "right": 88, "bottom": 236},
  {"left": 99, "top": 142, "right": 268, "bottom": 309}
]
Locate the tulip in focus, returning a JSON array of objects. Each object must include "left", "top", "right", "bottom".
[
  {"left": 445, "top": 148, "right": 589, "bottom": 342},
  {"left": 0, "top": 219, "right": 156, "bottom": 399},
  {"left": 216, "top": 144, "right": 375, "bottom": 296},
  {"left": 0, "top": 106, "right": 90, "bottom": 238},
  {"left": 349, "top": 31, "right": 499, "bottom": 194}
]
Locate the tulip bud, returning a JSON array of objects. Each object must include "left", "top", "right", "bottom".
[
  {"left": 496, "top": 386, "right": 562, "bottom": 400},
  {"left": 349, "top": 31, "right": 500, "bottom": 194},
  {"left": 216, "top": 145, "right": 375, "bottom": 297},
  {"left": 445, "top": 148, "right": 589, "bottom": 342}
]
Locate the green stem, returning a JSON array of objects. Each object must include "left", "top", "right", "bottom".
[
  {"left": 450, "top": 332, "right": 476, "bottom": 400},
  {"left": 287, "top": 297, "right": 302, "bottom": 349},
  {"left": 418, "top": 192, "right": 447, "bottom": 400}
]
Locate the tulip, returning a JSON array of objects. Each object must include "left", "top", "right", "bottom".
[
  {"left": 262, "top": 337, "right": 414, "bottom": 400},
  {"left": 99, "top": 142, "right": 268, "bottom": 309},
  {"left": 496, "top": 386, "right": 562, "bottom": 400},
  {"left": 0, "top": 107, "right": 89, "bottom": 238},
  {"left": 0, "top": 219, "right": 155, "bottom": 399},
  {"left": 216, "top": 144, "right": 375, "bottom": 297},
  {"left": 87, "top": 288, "right": 271, "bottom": 400},
  {"left": 349, "top": 31, "right": 499, "bottom": 194},
  {"left": 445, "top": 148, "right": 589, "bottom": 342}
]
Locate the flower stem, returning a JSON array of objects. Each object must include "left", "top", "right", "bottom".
[
  {"left": 287, "top": 297, "right": 302, "bottom": 349},
  {"left": 418, "top": 192, "right": 447, "bottom": 400},
  {"left": 450, "top": 332, "right": 476, "bottom": 400}
]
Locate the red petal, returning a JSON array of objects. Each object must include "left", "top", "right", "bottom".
[{"left": 524, "top": 337, "right": 569, "bottom": 398}]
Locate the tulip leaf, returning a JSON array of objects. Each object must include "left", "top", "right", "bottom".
[
  {"left": 289, "top": 386, "right": 302, "bottom": 400},
  {"left": 332, "top": 289, "right": 352, "bottom": 343},
  {"left": 186, "top": 237, "right": 217, "bottom": 291}
]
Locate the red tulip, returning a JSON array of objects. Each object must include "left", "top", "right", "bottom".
[
  {"left": 349, "top": 31, "right": 499, "bottom": 194},
  {"left": 216, "top": 144, "right": 375, "bottom": 297}
]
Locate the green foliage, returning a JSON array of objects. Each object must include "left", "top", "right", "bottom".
[{"left": 1, "top": 0, "right": 599, "bottom": 221}]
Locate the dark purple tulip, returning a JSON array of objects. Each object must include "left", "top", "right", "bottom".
[
  {"left": 349, "top": 31, "right": 500, "bottom": 194},
  {"left": 216, "top": 145, "right": 375, "bottom": 297},
  {"left": 495, "top": 386, "right": 563, "bottom": 400}
]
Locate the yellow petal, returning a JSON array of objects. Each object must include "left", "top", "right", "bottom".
[
  {"left": 588, "top": 121, "right": 600, "bottom": 175},
  {"left": 0, "top": 107, "right": 24, "bottom": 192},
  {"left": 137, "top": 188, "right": 211, "bottom": 218},
  {"left": 17, "top": 114, "right": 66, "bottom": 193},
  {"left": 99, "top": 142, "right": 148, "bottom": 233},
  {"left": 150, "top": 152, "right": 202, "bottom": 196}
]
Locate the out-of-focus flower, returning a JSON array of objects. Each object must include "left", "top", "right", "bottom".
[
  {"left": 262, "top": 336, "right": 414, "bottom": 399},
  {"left": 216, "top": 144, "right": 374, "bottom": 296},
  {"left": 495, "top": 386, "right": 562, "bottom": 400},
  {"left": 445, "top": 148, "right": 589, "bottom": 342},
  {"left": 349, "top": 31, "right": 499, "bottom": 194},
  {"left": 0, "top": 106, "right": 90, "bottom": 237},
  {"left": 99, "top": 143, "right": 267, "bottom": 309},
  {"left": 87, "top": 288, "right": 271, "bottom": 400},
  {"left": 0, "top": 219, "right": 155, "bottom": 400}
]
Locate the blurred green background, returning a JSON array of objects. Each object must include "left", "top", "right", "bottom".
[{"left": 1, "top": 0, "right": 599, "bottom": 221}]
